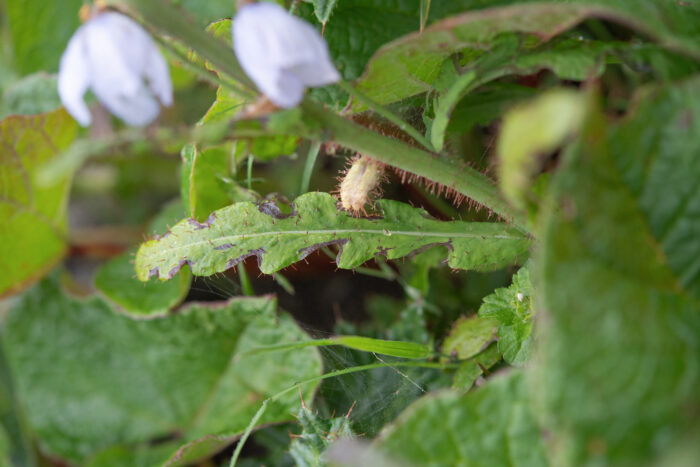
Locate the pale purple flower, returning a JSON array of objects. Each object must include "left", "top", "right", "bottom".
[
  {"left": 232, "top": 2, "right": 340, "bottom": 108},
  {"left": 58, "top": 11, "right": 173, "bottom": 127}
]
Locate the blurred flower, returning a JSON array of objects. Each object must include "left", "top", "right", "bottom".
[
  {"left": 58, "top": 10, "right": 173, "bottom": 127},
  {"left": 232, "top": 2, "right": 340, "bottom": 108}
]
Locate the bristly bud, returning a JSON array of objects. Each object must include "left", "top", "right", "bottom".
[{"left": 338, "top": 155, "right": 385, "bottom": 214}]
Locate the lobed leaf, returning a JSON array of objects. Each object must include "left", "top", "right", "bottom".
[{"left": 135, "top": 192, "right": 530, "bottom": 281}]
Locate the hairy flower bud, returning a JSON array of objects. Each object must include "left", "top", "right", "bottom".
[
  {"left": 339, "top": 155, "right": 385, "bottom": 214},
  {"left": 58, "top": 10, "right": 173, "bottom": 127},
  {"left": 232, "top": 2, "right": 340, "bottom": 108}
]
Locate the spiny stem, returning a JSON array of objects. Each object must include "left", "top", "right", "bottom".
[
  {"left": 337, "top": 80, "right": 435, "bottom": 152},
  {"left": 302, "top": 101, "right": 529, "bottom": 232}
]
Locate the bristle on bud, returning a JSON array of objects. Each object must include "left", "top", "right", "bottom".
[{"left": 337, "top": 155, "right": 385, "bottom": 215}]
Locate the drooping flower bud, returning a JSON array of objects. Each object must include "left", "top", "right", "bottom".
[
  {"left": 338, "top": 155, "right": 385, "bottom": 214},
  {"left": 58, "top": 10, "right": 173, "bottom": 127},
  {"left": 232, "top": 2, "right": 340, "bottom": 108}
]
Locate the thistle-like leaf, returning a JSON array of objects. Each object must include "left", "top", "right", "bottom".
[{"left": 135, "top": 192, "right": 529, "bottom": 281}]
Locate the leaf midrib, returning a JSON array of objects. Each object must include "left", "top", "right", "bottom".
[{"left": 146, "top": 227, "right": 524, "bottom": 257}]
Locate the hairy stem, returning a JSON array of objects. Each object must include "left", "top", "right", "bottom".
[{"left": 302, "top": 101, "right": 528, "bottom": 231}]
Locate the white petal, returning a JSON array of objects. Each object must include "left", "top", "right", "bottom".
[
  {"left": 266, "top": 70, "right": 305, "bottom": 109},
  {"left": 99, "top": 12, "right": 173, "bottom": 106},
  {"left": 96, "top": 83, "right": 161, "bottom": 127},
  {"left": 290, "top": 59, "right": 341, "bottom": 87},
  {"left": 144, "top": 42, "right": 173, "bottom": 106},
  {"left": 58, "top": 29, "right": 92, "bottom": 126},
  {"left": 233, "top": 3, "right": 339, "bottom": 103},
  {"left": 83, "top": 14, "right": 142, "bottom": 99}
]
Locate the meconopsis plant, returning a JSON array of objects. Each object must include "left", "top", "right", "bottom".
[
  {"left": 232, "top": 1, "right": 340, "bottom": 108},
  {"left": 58, "top": 5, "right": 173, "bottom": 127}
]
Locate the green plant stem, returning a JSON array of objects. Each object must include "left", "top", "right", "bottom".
[
  {"left": 228, "top": 360, "right": 458, "bottom": 466},
  {"left": 337, "top": 80, "right": 435, "bottom": 152},
  {"left": 301, "top": 101, "right": 529, "bottom": 232},
  {"left": 246, "top": 155, "right": 254, "bottom": 190},
  {"left": 300, "top": 141, "right": 322, "bottom": 195},
  {"left": 237, "top": 263, "right": 253, "bottom": 296}
]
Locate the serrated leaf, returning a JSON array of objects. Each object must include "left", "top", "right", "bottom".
[
  {"left": 376, "top": 371, "right": 547, "bottom": 466},
  {"left": 0, "top": 109, "right": 77, "bottom": 297},
  {"left": 135, "top": 192, "right": 530, "bottom": 281},
  {"left": 478, "top": 267, "right": 533, "bottom": 366},
  {"left": 536, "top": 78, "right": 700, "bottom": 464},
  {"left": 3, "top": 278, "right": 322, "bottom": 463},
  {"left": 289, "top": 404, "right": 354, "bottom": 467}
]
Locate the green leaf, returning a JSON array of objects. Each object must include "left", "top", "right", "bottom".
[
  {"left": 353, "top": 2, "right": 700, "bottom": 112},
  {"left": 0, "top": 73, "right": 61, "bottom": 118},
  {"left": 0, "top": 109, "right": 77, "bottom": 297},
  {"left": 135, "top": 192, "right": 530, "bottom": 280},
  {"left": 377, "top": 371, "right": 547, "bottom": 466},
  {"left": 333, "top": 336, "right": 432, "bottom": 359},
  {"left": 180, "top": 143, "right": 252, "bottom": 222},
  {"left": 303, "top": 0, "right": 339, "bottom": 25},
  {"left": 3, "top": 278, "right": 322, "bottom": 463},
  {"left": 289, "top": 403, "right": 354, "bottom": 467},
  {"left": 353, "top": 4, "right": 606, "bottom": 111},
  {"left": 6, "top": 0, "right": 82, "bottom": 74},
  {"left": 0, "top": 335, "right": 36, "bottom": 467},
  {"left": 452, "top": 343, "right": 502, "bottom": 392},
  {"left": 497, "top": 88, "right": 586, "bottom": 211},
  {"left": 429, "top": 36, "right": 613, "bottom": 152},
  {"left": 440, "top": 314, "right": 497, "bottom": 360},
  {"left": 95, "top": 248, "right": 191, "bottom": 317},
  {"left": 536, "top": 78, "right": 700, "bottom": 464},
  {"left": 478, "top": 267, "right": 533, "bottom": 366},
  {"left": 94, "top": 200, "right": 192, "bottom": 317}
]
